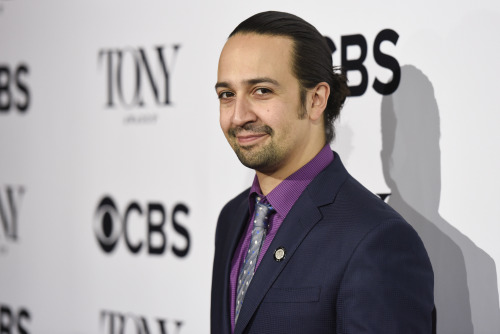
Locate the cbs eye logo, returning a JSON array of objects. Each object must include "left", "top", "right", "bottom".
[
  {"left": 93, "top": 195, "right": 190, "bottom": 256},
  {"left": 94, "top": 196, "right": 121, "bottom": 253}
]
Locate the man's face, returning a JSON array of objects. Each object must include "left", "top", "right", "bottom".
[{"left": 216, "top": 33, "right": 313, "bottom": 175}]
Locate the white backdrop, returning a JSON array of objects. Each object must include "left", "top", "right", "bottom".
[{"left": 1, "top": 1, "right": 499, "bottom": 333}]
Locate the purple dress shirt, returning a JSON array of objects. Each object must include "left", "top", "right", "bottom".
[{"left": 229, "top": 145, "right": 334, "bottom": 332}]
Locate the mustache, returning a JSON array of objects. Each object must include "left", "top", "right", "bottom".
[{"left": 228, "top": 123, "right": 273, "bottom": 137}]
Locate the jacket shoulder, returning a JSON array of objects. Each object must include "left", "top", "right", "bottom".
[
  {"left": 214, "top": 188, "right": 250, "bottom": 242},
  {"left": 335, "top": 174, "right": 406, "bottom": 225},
  {"left": 218, "top": 188, "right": 249, "bottom": 220}
]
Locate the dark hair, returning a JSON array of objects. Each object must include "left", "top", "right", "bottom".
[{"left": 229, "top": 11, "right": 349, "bottom": 143}]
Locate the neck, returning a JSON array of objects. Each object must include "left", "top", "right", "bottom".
[{"left": 256, "top": 142, "right": 325, "bottom": 195}]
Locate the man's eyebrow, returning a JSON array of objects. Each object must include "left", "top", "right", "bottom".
[
  {"left": 245, "top": 77, "right": 280, "bottom": 86},
  {"left": 214, "top": 81, "right": 230, "bottom": 90},
  {"left": 214, "top": 77, "right": 280, "bottom": 90}
]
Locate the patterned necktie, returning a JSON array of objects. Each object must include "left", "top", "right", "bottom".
[{"left": 235, "top": 198, "right": 274, "bottom": 324}]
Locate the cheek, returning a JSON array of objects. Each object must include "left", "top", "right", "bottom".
[{"left": 262, "top": 106, "right": 287, "bottom": 129}]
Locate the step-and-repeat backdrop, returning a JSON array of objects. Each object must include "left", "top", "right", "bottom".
[{"left": 1, "top": 0, "right": 499, "bottom": 333}]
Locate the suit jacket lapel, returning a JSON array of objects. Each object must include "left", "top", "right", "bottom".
[
  {"left": 233, "top": 153, "right": 349, "bottom": 334},
  {"left": 220, "top": 197, "right": 250, "bottom": 333}
]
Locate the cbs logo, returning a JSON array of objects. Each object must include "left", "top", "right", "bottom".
[{"left": 93, "top": 196, "right": 190, "bottom": 257}]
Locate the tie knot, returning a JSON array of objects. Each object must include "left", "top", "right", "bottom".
[{"left": 254, "top": 200, "right": 274, "bottom": 229}]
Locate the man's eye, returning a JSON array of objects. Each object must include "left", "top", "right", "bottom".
[
  {"left": 218, "top": 91, "right": 234, "bottom": 99},
  {"left": 255, "top": 88, "right": 271, "bottom": 95}
]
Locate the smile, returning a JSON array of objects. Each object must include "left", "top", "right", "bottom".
[{"left": 236, "top": 133, "right": 269, "bottom": 146}]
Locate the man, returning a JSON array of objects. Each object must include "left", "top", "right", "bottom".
[{"left": 211, "top": 11, "right": 434, "bottom": 334}]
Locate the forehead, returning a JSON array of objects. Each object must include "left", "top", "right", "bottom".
[{"left": 217, "top": 33, "right": 295, "bottom": 84}]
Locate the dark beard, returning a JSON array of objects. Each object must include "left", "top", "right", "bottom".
[
  {"left": 233, "top": 142, "right": 282, "bottom": 172},
  {"left": 228, "top": 123, "right": 281, "bottom": 172}
]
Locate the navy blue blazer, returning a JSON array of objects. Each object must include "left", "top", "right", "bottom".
[{"left": 211, "top": 153, "right": 434, "bottom": 333}]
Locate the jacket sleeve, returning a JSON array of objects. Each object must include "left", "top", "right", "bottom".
[{"left": 336, "top": 219, "right": 434, "bottom": 333}]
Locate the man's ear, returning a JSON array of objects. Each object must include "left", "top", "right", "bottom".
[{"left": 308, "top": 82, "right": 330, "bottom": 121}]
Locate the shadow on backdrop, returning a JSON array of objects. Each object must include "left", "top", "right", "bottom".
[{"left": 380, "top": 65, "right": 500, "bottom": 333}]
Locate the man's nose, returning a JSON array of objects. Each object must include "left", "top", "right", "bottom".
[{"left": 232, "top": 96, "right": 256, "bottom": 126}]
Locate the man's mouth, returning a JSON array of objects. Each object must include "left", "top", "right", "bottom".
[
  {"left": 229, "top": 124, "right": 273, "bottom": 147},
  {"left": 236, "top": 133, "right": 269, "bottom": 145}
]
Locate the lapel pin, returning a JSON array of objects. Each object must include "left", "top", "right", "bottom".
[{"left": 274, "top": 247, "right": 286, "bottom": 262}]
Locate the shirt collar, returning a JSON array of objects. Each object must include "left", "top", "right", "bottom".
[{"left": 248, "top": 144, "right": 334, "bottom": 218}]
